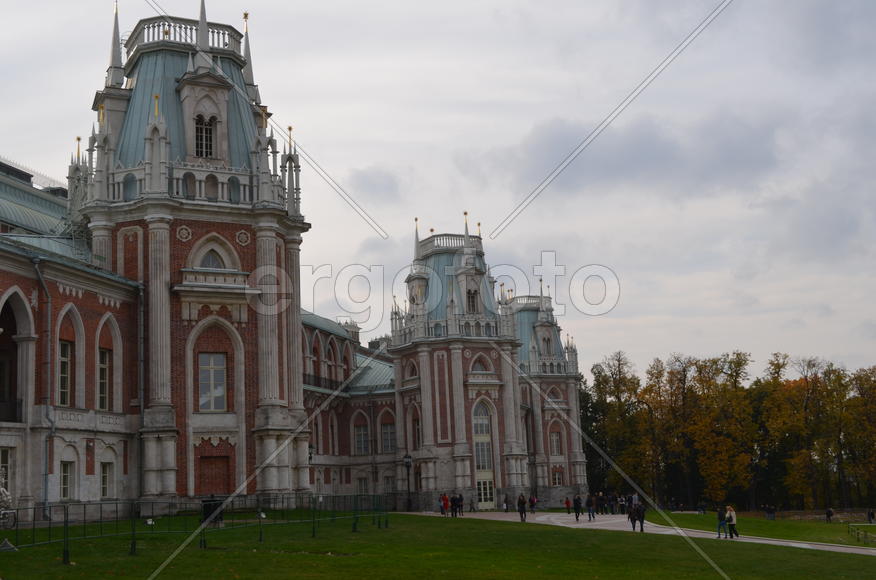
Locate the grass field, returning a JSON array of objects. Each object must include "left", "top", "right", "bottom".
[
  {"left": 0, "top": 514, "right": 873, "bottom": 579},
  {"left": 645, "top": 511, "right": 868, "bottom": 546}
]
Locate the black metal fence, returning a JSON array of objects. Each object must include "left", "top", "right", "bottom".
[{"left": 0, "top": 493, "right": 389, "bottom": 564}]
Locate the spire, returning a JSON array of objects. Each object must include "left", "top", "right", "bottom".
[
  {"left": 198, "top": 0, "right": 209, "bottom": 49},
  {"left": 414, "top": 217, "right": 421, "bottom": 260},
  {"left": 241, "top": 12, "right": 262, "bottom": 103},
  {"left": 186, "top": 52, "right": 194, "bottom": 73},
  {"left": 105, "top": 0, "right": 124, "bottom": 87},
  {"left": 195, "top": 0, "right": 212, "bottom": 70},
  {"left": 242, "top": 13, "right": 254, "bottom": 83},
  {"left": 463, "top": 211, "right": 470, "bottom": 243}
]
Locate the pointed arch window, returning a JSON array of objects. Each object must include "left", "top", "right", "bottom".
[
  {"left": 199, "top": 249, "right": 226, "bottom": 270},
  {"left": 195, "top": 115, "right": 215, "bottom": 158},
  {"left": 466, "top": 289, "right": 479, "bottom": 314}
]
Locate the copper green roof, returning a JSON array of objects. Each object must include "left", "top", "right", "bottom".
[{"left": 0, "top": 174, "right": 66, "bottom": 234}]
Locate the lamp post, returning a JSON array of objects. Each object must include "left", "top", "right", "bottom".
[{"left": 403, "top": 454, "right": 413, "bottom": 511}]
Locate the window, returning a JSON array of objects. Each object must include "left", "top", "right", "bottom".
[
  {"left": 199, "top": 249, "right": 226, "bottom": 269},
  {"left": 552, "top": 470, "right": 564, "bottom": 486},
  {"left": 60, "top": 461, "right": 74, "bottom": 500},
  {"left": 472, "top": 359, "right": 488, "bottom": 372},
  {"left": 357, "top": 477, "right": 369, "bottom": 495},
  {"left": 0, "top": 448, "right": 11, "bottom": 493},
  {"left": 550, "top": 431, "right": 563, "bottom": 456},
  {"left": 474, "top": 441, "right": 492, "bottom": 471},
  {"left": 59, "top": 341, "right": 72, "bottom": 407},
  {"left": 466, "top": 289, "right": 479, "bottom": 314},
  {"left": 354, "top": 424, "right": 369, "bottom": 455},
  {"left": 473, "top": 403, "right": 492, "bottom": 471},
  {"left": 195, "top": 115, "right": 215, "bottom": 158},
  {"left": 100, "top": 462, "right": 114, "bottom": 498},
  {"left": 98, "top": 348, "right": 111, "bottom": 411},
  {"left": 198, "top": 353, "right": 227, "bottom": 412},
  {"left": 381, "top": 422, "right": 396, "bottom": 454},
  {"left": 476, "top": 480, "right": 494, "bottom": 503},
  {"left": 383, "top": 476, "right": 395, "bottom": 493},
  {"left": 412, "top": 418, "right": 421, "bottom": 450}
]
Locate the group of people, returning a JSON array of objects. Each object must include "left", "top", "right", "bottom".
[
  {"left": 717, "top": 505, "right": 740, "bottom": 538},
  {"left": 507, "top": 494, "right": 540, "bottom": 521},
  {"left": 438, "top": 493, "right": 466, "bottom": 517}
]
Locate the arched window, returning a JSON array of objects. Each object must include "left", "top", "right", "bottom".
[
  {"left": 195, "top": 115, "right": 215, "bottom": 158},
  {"left": 405, "top": 360, "right": 418, "bottom": 379},
  {"left": 199, "top": 249, "right": 226, "bottom": 269},
  {"left": 466, "top": 289, "right": 479, "bottom": 314}
]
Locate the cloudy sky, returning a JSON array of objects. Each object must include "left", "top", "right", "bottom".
[{"left": 2, "top": 0, "right": 875, "bottom": 380}]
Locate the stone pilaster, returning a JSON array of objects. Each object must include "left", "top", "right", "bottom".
[
  {"left": 417, "top": 347, "right": 435, "bottom": 446},
  {"left": 255, "top": 223, "right": 281, "bottom": 405},
  {"left": 284, "top": 235, "right": 304, "bottom": 413},
  {"left": 89, "top": 219, "right": 113, "bottom": 270},
  {"left": 146, "top": 215, "right": 172, "bottom": 405}
]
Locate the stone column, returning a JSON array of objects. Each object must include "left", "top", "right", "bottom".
[
  {"left": 89, "top": 220, "right": 113, "bottom": 270},
  {"left": 259, "top": 436, "right": 278, "bottom": 492},
  {"left": 531, "top": 382, "right": 545, "bottom": 457},
  {"left": 14, "top": 334, "right": 36, "bottom": 501},
  {"left": 417, "top": 348, "right": 434, "bottom": 446},
  {"left": 142, "top": 436, "right": 160, "bottom": 496},
  {"left": 296, "top": 438, "right": 310, "bottom": 490},
  {"left": 143, "top": 215, "right": 176, "bottom": 496},
  {"left": 500, "top": 346, "right": 518, "bottom": 445},
  {"left": 145, "top": 215, "right": 172, "bottom": 405},
  {"left": 284, "top": 235, "right": 304, "bottom": 413},
  {"left": 449, "top": 344, "right": 467, "bottom": 446},
  {"left": 393, "top": 363, "right": 406, "bottom": 451},
  {"left": 161, "top": 437, "right": 177, "bottom": 494},
  {"left": 255, "top": 224, "right": 281, "bottom": 404}
]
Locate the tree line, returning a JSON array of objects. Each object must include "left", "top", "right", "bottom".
[{"left": 579, "top": 351, "right": 876, "bottom": 511}]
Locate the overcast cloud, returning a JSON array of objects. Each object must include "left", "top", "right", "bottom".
[{"left": 2, "top": 0, "right": 874, "bottom": 379}]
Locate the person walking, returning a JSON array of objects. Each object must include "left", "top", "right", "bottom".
[
  {"left": 504, "top": 495, "right": 510, "bottom": 513},
  {"left": 564, "top": 497, "right": 572, "bottom": 515},
  {"left": 573, "top": 494, "right": 583, "bottom": 522},
  {"left": 868, "top": 508, "right": 875, "bottom": 524},
  {"left": 529, "top": 495, "right": 537, "bottom": 514},
  {"left": 442, "top": 494, "right": 450, "bottom": 517},
  {"left": 726, "top": 506, "right": 740, "bottom": 538},
  {"left": 825, "top": 507, "right": 834, "bottom": 523},
  {"left": 517, "top": 494, "right": 527, "bottom": 522},
  {"left": 585, "top": 494, "right": 595, "bottom": 521},
  {"left": 717, "top": 505, "right": 729, "bottom": 538},
  {"left": 629, "top": 502, "right": 645, "bottom": 532}
]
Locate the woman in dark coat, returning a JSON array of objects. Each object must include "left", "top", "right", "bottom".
[{"left": 517, "top": 494, "right": 527, "bottom": 522}]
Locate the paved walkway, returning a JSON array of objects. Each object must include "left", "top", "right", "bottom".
[{"left": 410, "top": 510, "right": 876, "bottom": 557}]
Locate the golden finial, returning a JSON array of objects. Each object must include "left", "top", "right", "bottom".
[
  {"left": 153, "top": 94, "right": 160, "bottom": 118},
  {"left": 243, "top": 12, "right": 249, "bottom": 33},
  {"left": 163, "top": 27, "right": 170, "bottom": 38},
  {"left": 477, "top": 222, "right": 481, "bottom": 236},
  {"left": 287, "top": 125, "right": 293, "bottom": 148},
  {"left": 429, "top": 228, "right": 435, "bottom": 234},
  {"left": 75, "top": 136, "right": 81, "bottom": 159},
  {"left": 463, "top": 210, "right": 468, "bottom": 224}
]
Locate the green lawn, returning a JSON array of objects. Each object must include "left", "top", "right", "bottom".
[
  {"left": 645, "top": 511, "right": 870, "bottom": 547},
  {"left": 0, "top": 515, "right": 873, "bottom": 579}
]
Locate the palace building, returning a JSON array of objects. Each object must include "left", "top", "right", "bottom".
[{"left": 0, "top": 1, "right": 586, "bottom": 514}]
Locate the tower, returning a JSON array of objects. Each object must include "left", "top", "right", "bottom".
[
  {"left": 390, "top": 216, "right": 528, "bottom": 507},
  {"left": 73, "top": 1, "right": 310, "bottom": 498}
]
